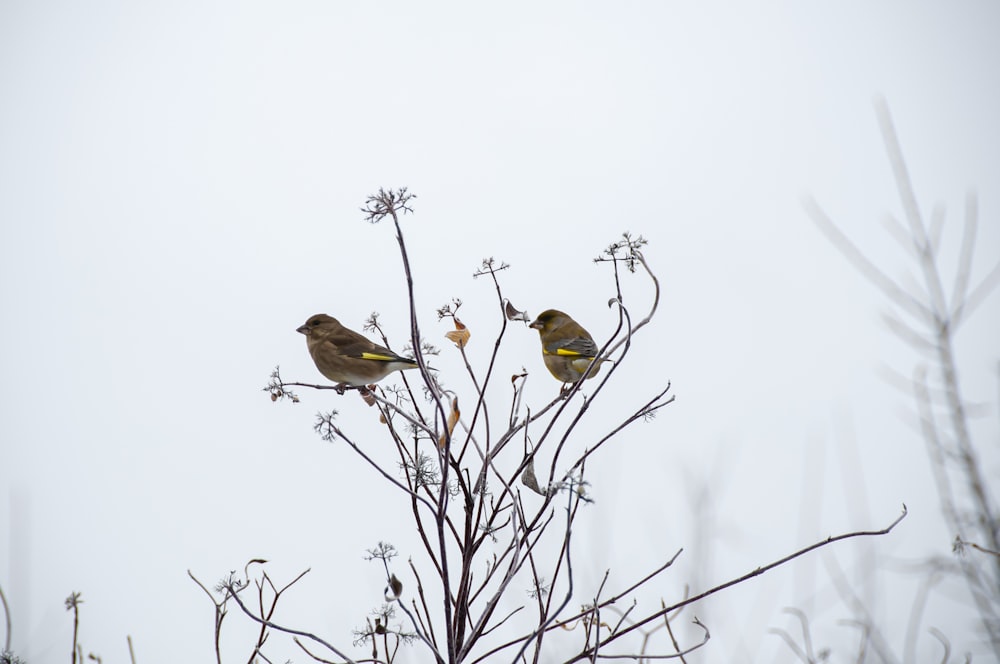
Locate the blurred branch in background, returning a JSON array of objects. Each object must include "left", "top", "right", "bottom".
[
  {"left": 805, "top": 97, "right": 1000, "bottom": 659},
  {"left": 0, "top": 583, "right": 25, "bottom": 664},
  {"left": 0, "top": 583, "right": 10, "bottom": 657}
]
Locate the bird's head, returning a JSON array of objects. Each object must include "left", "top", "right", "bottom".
[
  {"left": 296, "top": 313, "right": 338, "bottom": 337},
  {"left": 529, "top": 309, "right": 567, "bottom": 334}
]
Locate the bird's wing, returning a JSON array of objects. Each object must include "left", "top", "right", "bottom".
[
  {"left": 544, "top": 337, "right": 600, "bottom": 358},
  {"left": 327, "top": 333, "right": 414, "bottom": 364}
]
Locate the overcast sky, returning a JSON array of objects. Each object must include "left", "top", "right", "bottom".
[{"left": 2, "top": 1, "right": 999, "bottom": 662}]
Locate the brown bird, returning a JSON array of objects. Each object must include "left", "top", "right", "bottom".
[
  {"left": 529, "top": 309, "right": 605, "bottom": 384},
  {"left": 296, "top": 314, "right": 419, "bottom": 390}
]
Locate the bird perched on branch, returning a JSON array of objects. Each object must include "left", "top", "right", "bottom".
[
  {"left": 529, "top": 309, "right": 605, "bottom": 385},
  {"left": 297, "top": 314, "right": 419, "bottom": 391}
]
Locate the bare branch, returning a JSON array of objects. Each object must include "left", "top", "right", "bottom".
[
  {"left": 825, "top": 555, "right": 902, "bottom": 664},
  {"left": 875, "top": 98, "right": 928, "bottom": 250},
  {"left": 955, "top": 258, "right": 1000, "bottom": 328},
  {"left": 221, "top": 575, "right": 359, "bottom": 664},
  {"left": 804, "top": 196, "right": 933, "bottom": 324},
  {"left": 568, "top": 507, "right": 908, "bottom": 658},
  {"left": 927, "top": 626, "right": 952, "bottom": 664},
  {"left": 0, "top": 583, "right": 11, "bottom": 654},
  {"left": 949, "top": 193, "right": 978, "bottom": 322},
  {"left": 880, "top": 310, "right": 936, "bottom": 353}
]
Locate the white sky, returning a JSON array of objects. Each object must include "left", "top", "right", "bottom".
[{"left": 2, "top": 1, "right": 999, "bottom": 662}]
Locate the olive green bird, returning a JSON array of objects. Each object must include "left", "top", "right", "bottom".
[
  {"left": 297, "top": 314, "right": 419, "bottom": 390},
  {"left": 529, "top": 309, "right": 606, "bottom": 384}
]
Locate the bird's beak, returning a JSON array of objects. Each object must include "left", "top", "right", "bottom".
[
  {"left": 529, "top": 319, "right": 541, "bottom": 330},
  {"left": 296, "top": 324, "right": 310, "bottom": 335}
]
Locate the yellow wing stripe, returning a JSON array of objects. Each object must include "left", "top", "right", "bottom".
[
  {"left": 549, "top": 348, "right": 588, "bottom": 358},
  {"left": 360, "top": 352, "right": 403, "bottom": 362}
]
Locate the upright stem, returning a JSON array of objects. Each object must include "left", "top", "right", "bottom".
[{"left": 71, "top": 603, "right": 79, "bottom": 664}]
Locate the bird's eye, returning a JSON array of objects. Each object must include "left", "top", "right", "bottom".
[{"left": 310, "top": 319, "right": 320, "bottom": 326}]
